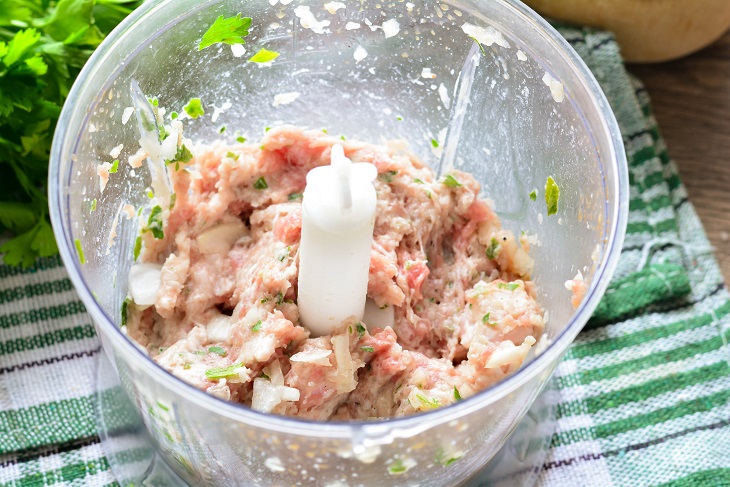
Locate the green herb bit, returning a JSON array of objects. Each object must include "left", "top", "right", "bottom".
[
  {"left": 378, "top": 170, "right": 397, "bottom": 183},
  {"left": 147, "top": 189, "right": 154, "bottom": 199},
  {"left": 260, "top": 372, "right": 270, "bottom": 380},
  {"left": 453, "top": 387, "right": 462, "bottom": 401},
  {"left": 236, "top": 135, "right": 247, "bottom": 143},
  {"left": 486, "top": 237, "right": 500, "bottom": 260},
  {"left": 340, "top": 135, "right": 346, "bottom": 141},
  {"left": 265, "top": 127, "right": 271, "bottom": 132},
  {"left": 184, "top": 98, "right": 205, "bottom": 119},
  {"left": 169, "top": 193, "right": 177, "bottom": 210},
  {"left": 481, "top": 312, "right": 491, "bottom": 324},
  {"left": 253, "top": 176, "right": 268, "bottom": 190},
  {"left": 208, "top": 346, "right": 227, "bottom": 356},
  {"left": 356, "top": 323, "right": 366, "bottom": 337},
  {"left": 205, "top": 363, "right": 244, "bottom": 379},
  {"left": 156, "top": 401, "right": 169, "bottom": 412},
  {"left": 249, "top": 48, "right": 280, "bottom": 64},
  {"left": 529, "top": 189, "right": 537, "bottom": 201},
  {"left": 442, "top": 174, "right": 461, "bottom": 188},
  {"left": 278, "top": 246, "right": 290, "bottom": 262},
  {"left": 545, "top": 176, "right": 560, "bottom": 216},
  {"left": 260, "top": 297, "right": 270, "bottom": 304},
  {"left": 157, "top": 124, "right": 170, "bottom": 142},
  {"left": 361, "top": 345, "right": 374, "bottom": 353},
  {"left": 199, "top": 14, "right": 252, "bottom": 51},
  {"left": 219, "top": 126, "right": 226, "bottom": 134},
  {"left": 183, "top": 363, "right": 191, "bottom": 370},
  {"left": 133, "top": 236, "right": 142, "bottom": 261},
  {"left": 321, "top": 128, "right": 328, "bottom": 134},
  {"left": 144, "top": 205, "right": 165, "bottom": 240},
  {"left": 171, "top": 111, "right": 179, "bottom": 120},
  {"left": 416, "top": 393, "right": 439, "bottom": 408},
  {"left": 470, "top": 36, "right": 487, "bottom": 56},
  {"left": 388, "top": 459, "right": 407, "bottom": 475},
  {"left": 497, "top": 282, "right": 519, "bottom": 292},
  {"left": 252, "top": 320, "right": 263, "bottom": 332},
  {"left": 148, "top": 97, "right": 159, "bottom": 107},
  {"left": 430, "top": 138, "right": 439, "bottom": 148},
  {"left": 74, "top": 239, "right": 86, "bottom": 265},
  {"left": 90, "top": 199, "right": 97, "bottom": 212},
  {"left": 397, "top": 116, "right": 403, "bottom": 121},
  {"left": 413, "top": 178, "right": 424, "bottom": 184},
  {"left": 226, "top": 151, "right": 239, "bottom": 160},
  {"left": 121, "top": 298, "right": 132, "bottom": 327},
  {"left": 288, "top": 192, "right": 303, "bottom": 201},
  {"left": 276, "top": 292, "right": 284, "bottom": 305},
  {"left": 109, "top": 159, "right": 119, "bottom": 174}
]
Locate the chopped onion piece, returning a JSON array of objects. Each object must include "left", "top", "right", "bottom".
[
  {"left": 484, "top": 336, "right": 536, "bottom": 369},
  {"left": 206, "top": 315, "right": 232, "bottom": 342},
  {"left": 290, "top": 349, "right": 332, "bottom": 366},
  {"left": 128, "top": 263, "right": 163, "bottom": 307},
  {"left": 264, "top": 359, "right": 285, "bottom": 386},
  {"left": 196, "top": 221, "right": 248, "bottom": 254},
  {"left": 251, "top": 378, "right": 300, "bottom": 413},
  {"left": 331, "top": 334, "right": 357, "bottom": 393}
]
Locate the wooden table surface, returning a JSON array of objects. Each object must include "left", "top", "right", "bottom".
[{"left": 630, "top": 32, "right": 730, "bottom": 282}]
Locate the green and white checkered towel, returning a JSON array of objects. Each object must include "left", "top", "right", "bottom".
[{"left": 1, "top": 26, "right": 729, "bottom": 487}]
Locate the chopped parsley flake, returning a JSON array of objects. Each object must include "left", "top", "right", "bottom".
[
  {"left": 545, "top": 176, "right": 560, "bottom": 216},
  {"left": 486, "top": 237, "right": 500, "bottom": 260},
  {"left": 208, "top": 346, "right": 227, "bottom": 356},
  {"left": 389, "top": 459, "right": 408, "bottom": 474},
  {"left": 378, "top": 170, "right": 397, "bottom": 183},
  {"left": 109, "top": 159, "right": 119, "bottom": 174},
  {"left": 529, "top": 189, "right": 537, "bottom": 201},
  {"left": 253, "top": 176, "right": 268, "bottom": 190},
  {"left": 413, "top": 178, "right": 424, "bottom": 184},
  {"left": 471, "top": 36, "right": 487, "bottom": 56},
  {"left": 252, "top": 320, "right": 262, "bottom": 332},
  {"left": 169, "top": 145, "right": 193, "bottom": 167},
  {"left": 169, "top": 193, "right": 177, "bottom": 210},
  {"left": 276, "top": 292, "right": 284, "bottom": 305},
  {"left": 453, "top": 387, "right": 462, "bottom": 401},
  {"left": 361, "top": 346, "right": 374, "bottom": 353},
  {"left": 226, "top": 151, "right": 239, "bottom": 160},
  {"left": 278, "top": 246, "right": 290, "bottom": 261},
  {"left": 430, "top": 138, "right": 439, "bottom": 148},
  {"left": 133, "top": 236, "right": 142, "bottom": 261},
  {"left": 265, "top": 126, "right": 271, "bottom": 132},
  {"left": 397, "top": 116, "right": 403, "bottom": 121},
  {"left": 148, "top": 98, "right": 159, "bottom": 107},
  {"left": 260, "top": 297, "right": 270, "bottom": 304},
  {"left": 340, "top": 135, "right": 346, "bottom": 141},
  {"left": 199, "top": 14, "right": 252, "bottom": 51},
  {"left": 205, "top": 363, "right": 243, "bottom": 379},
  {"left": 236, "top": 135, "right": 246, "bottom": 143},
  {"left": 482, "top": 312, "right": 491, "bottom": 324},
  {"left": 442, "top": 174, "right": 462, "bottom": 188},
  {"left": 498, "top": 282, "right": 519, "bottom": 291},
  {"left": 184, "top": 98, "right": 205, "bottom": 119},
  {"left": 121, "top": 298, "right": 131, "bottom": 327},
  {"left": 170, "top": 111, "right": 178, "bottom": 120},
  {"left": 90, "top": 199, "right": 97, "bottom": 212},
  {"left": 144, "top": 205, "right": 164, "bottom": 240},
  {"left": 415, "top": 393, "right": 439, "bottom": 408},
  {"left": 321, "top": 128, "right": 328, "bottom": 134},
  {"left": 248, "top": 48, "right": 280, "bottom": 64},
  {"left": 260, "top": 372, "right": 270, "bottom": 380},
  {"left": 74, "top": 239, "right": 86, "bottom": 264},
  {"left": 356, "top": 323, "right": 366, "bottom": 337},
  {"left": 288, "top": 192, "right": 303, "bottom": 201}
]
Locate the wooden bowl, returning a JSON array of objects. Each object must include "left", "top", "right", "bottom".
[{"left": 523, "top": 0, "right": 730, "bottom": 63}]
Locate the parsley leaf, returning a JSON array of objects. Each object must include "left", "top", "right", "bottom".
[
  {"left": 108, "top": 159, "right": 119, "bottom": 173},
  {"left": 143, "top": 205, "right": 164, "bottom": 240},
  {"left": 378, "top": 170, "right": 397, "bottom": 183},
  {"left": 453, "top": 387, "right": 462, "bottom": 401},
  {"left": 486, "top": 237, "right": 500, "bottom": 260},
  {"left": 251, "top": 320, "right": 262, "bottom": 331},
  {"left": 199, "top": 14, "right": 252, "bottom": 51},
  {"left": 184, "top": 98, "right": 205, "bottom": 119},
  {"left": 253, "top": 176, "right": 268, "bottom": 190},
  {"left": 208, "top": 345, "right": 227, "bottom": 356},
  {"left": 248, "top": 48, "right": 280, "bottom": 64},
  {"left": 361, "top": 345, "right": 374, "bottom": 353},
  {"left": 545, "top": 176, "right": 560, "bottom": 216},
  {"left": 288, "top": 192, "right": 302, "bottom": 201},
  {"left": 133, "top": 236, "right": 142, "bottom": 261},
  {"left": 121, "top": 297, "right": 132, "bottom": 327},
  {"left": 356, "top": 323, "right": 366, "bottom": 337},
  {"left": 529, "top": 189, "right": 537, "bottom": 201},
  {"left": 442, "top": 174, "right": 462, "bottom": 188},
  {"left": 497, "top": 282, "right": 519, "bottom": 291}
]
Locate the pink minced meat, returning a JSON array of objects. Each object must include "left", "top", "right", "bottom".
[{"left": 126, "top": 126, "right": 544, "bottom": 419}]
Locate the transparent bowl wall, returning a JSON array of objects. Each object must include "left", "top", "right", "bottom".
[{"left": 49, "top": 0, "right": 628, "bottom": 485}]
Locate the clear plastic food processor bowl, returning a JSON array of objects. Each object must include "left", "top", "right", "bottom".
[{"left": 48, "top": 0, "right": 628, "bottom": 485}]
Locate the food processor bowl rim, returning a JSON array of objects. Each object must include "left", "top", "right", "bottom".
[{"left": 49, "top": 0, "right": 629, "bottom": 439}]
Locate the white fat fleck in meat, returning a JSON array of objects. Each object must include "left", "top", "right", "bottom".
[
  {"left": 323, "top": 1, "right": 346, "bottom": 14},
  {"left": 542, "top": 72, "right": 565, "bottom": 103},
  {"left": 438, "top": 83, "right": 451, "bottom": 109},
  {"left": 294, "top": 6, "right": 330, "bottom": 34},
  {"left": 382, "top": 19, "right": 400, "bottom": 39},
  {"left": 97, "top": 161, "right": 113, "bottom": 192},
  {"left": 354, "top": 46, "right": 368, "bottom": 63},
  {"left": 122, "top": 107, "right": 134, "bottom": 125},
  {"left": 272, "top": 92, "right": 301, "bottom": 107},
  {"left": 109, "top": 144, "right": 123, "bottom": 159},
  {"left": 230, "top": 44, "right": 246, "bottom": 57},
  {"left": 461, "top": 23, "right": 510, "bottom": 48}
]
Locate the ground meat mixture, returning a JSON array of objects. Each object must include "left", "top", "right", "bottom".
[{"left": 126, "top": 126, "right": 544, "bottom": 420}]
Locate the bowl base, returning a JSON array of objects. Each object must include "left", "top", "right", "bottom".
[{"left": 95, "top": 351, "right": 556, "bottom": 487}]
